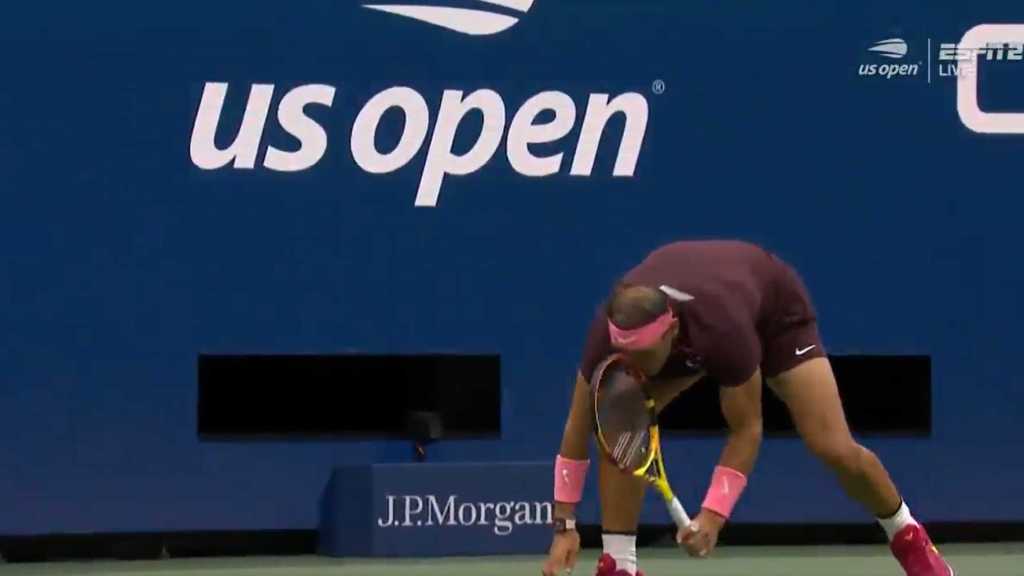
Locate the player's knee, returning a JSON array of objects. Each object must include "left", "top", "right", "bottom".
[{"left": 807, "top": 437, "right": 862, "bottom": 473}]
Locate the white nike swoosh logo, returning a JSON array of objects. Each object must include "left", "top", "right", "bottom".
[
  {"left": 722, "top": 477, "right": 730, "bottom": 495},
  {"left": 795, "top": 345, "right": 817, "bottom": 356},
  {"left": 561, "top": 469, "right": 569, "bottom": 484}
]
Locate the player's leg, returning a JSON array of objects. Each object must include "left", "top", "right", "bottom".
[
  {"left": 768, "top": 356, "right": 954, "bottom": 575},
  {"left": 597, "top": 376, "right": 698, "bottom": 576},
  {"left": 597, "top": 455, "right": 645, "bottom": 575},
  {"left": 767, "top": 357, "right": 899, "bottom": 515},
  {"left": 762, "top": 259, "right": 902, "bottom": 514},
  {"left": 762, "top": 257, "right": 953, "bottom": 574}
]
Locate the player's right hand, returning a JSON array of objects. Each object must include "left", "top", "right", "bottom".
[{"left": 542, "top": 530, "right": 581, "bottom": 575}]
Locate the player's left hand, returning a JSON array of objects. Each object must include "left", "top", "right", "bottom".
[{"left": 677, "top": 509, "right": 726, "bottom": 558}]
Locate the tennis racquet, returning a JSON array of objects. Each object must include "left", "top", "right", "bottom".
[{"left": 591, "top": 354, "right": 693, "bottom": 531}]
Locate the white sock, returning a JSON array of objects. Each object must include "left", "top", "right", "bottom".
[
  {"left": 602, "top": 533, "right": 638, "bottom": 574},
  {"left": 877, "top": 500, "right": 919, "bottom": 541}
]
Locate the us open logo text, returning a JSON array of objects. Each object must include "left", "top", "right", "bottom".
[
  {"left": 189, "top": 83, "right": 650, "bottom": 207},
  {"left": 858, "top": 38, "right": 921, "bottom": 79}
]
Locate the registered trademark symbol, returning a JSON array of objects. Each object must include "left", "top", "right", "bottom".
[{"left": 652, "top": 79, "right": 666, "bottom": 94}]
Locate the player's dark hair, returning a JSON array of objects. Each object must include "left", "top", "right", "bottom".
[{"left": 606, "top": 283, "right": 670, "bottom": 329}]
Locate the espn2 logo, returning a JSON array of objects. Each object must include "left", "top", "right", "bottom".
[
  {"left": 363, "top": 0, "right": 534, "bottom": 36},
  {"left": 956, "top": 24, "right": 1024, "bottom": 134}
]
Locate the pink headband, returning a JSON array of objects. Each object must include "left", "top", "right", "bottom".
[{"left": 608, "top": 309, "right": 675, "bottom": 350}]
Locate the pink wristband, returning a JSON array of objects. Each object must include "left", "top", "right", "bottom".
[
  {"left": 554, "top": 455, "right": 590, "bottom": 503},
  {"left": 701, "top": 466, "right": 748, "bottom": 519}
]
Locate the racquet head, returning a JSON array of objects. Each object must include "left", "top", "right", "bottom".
[{"left": 590, "top": 354, "right": 658, "bottom": 475}]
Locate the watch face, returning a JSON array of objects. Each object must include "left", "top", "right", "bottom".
[{"left": 554, "top": 518, "right": 575, "bottom": 532}]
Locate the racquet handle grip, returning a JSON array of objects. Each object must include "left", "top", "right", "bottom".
[{"left": 668, "top": 496, "right": 692, "bottom": 530}]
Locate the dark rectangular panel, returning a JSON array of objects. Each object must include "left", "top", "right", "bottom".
[{"left": 197, "top": 354, "right": 501, "bottom": 439}]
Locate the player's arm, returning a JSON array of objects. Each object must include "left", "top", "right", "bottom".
[
  {"left": 553, "top": 370, "right": 593, "bottom": 521},
  {"left": 679, "top": 370, "right": 762, "bottom": 555},
  {"left": 694, "top": 370, "right": 763, "bottom": 525},
  {"left": 715, "top": 369, "right": 764, "bottom": 477},
  {"left": 544, "top": 372, "right": 591, "bottom": 576}
]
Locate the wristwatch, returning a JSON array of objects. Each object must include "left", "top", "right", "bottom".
[{"left": 553, "top": 517, "right": 577, "bottom": 533}]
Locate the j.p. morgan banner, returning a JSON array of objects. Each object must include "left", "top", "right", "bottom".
[{"left": 319, "top": 463, "right": 553, "bottom": 557}]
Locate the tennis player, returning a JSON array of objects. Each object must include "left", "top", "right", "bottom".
[{"left": 542, "top": 240, "right": 953, "bottom": 576}]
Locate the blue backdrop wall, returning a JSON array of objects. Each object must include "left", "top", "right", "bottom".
[{"left": 2, "top": 0, "right": 1023, "bottom": 534}]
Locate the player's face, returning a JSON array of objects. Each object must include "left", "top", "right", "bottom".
[{"left": 625, "top": 320, "right": 679, "bottom": 375}]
